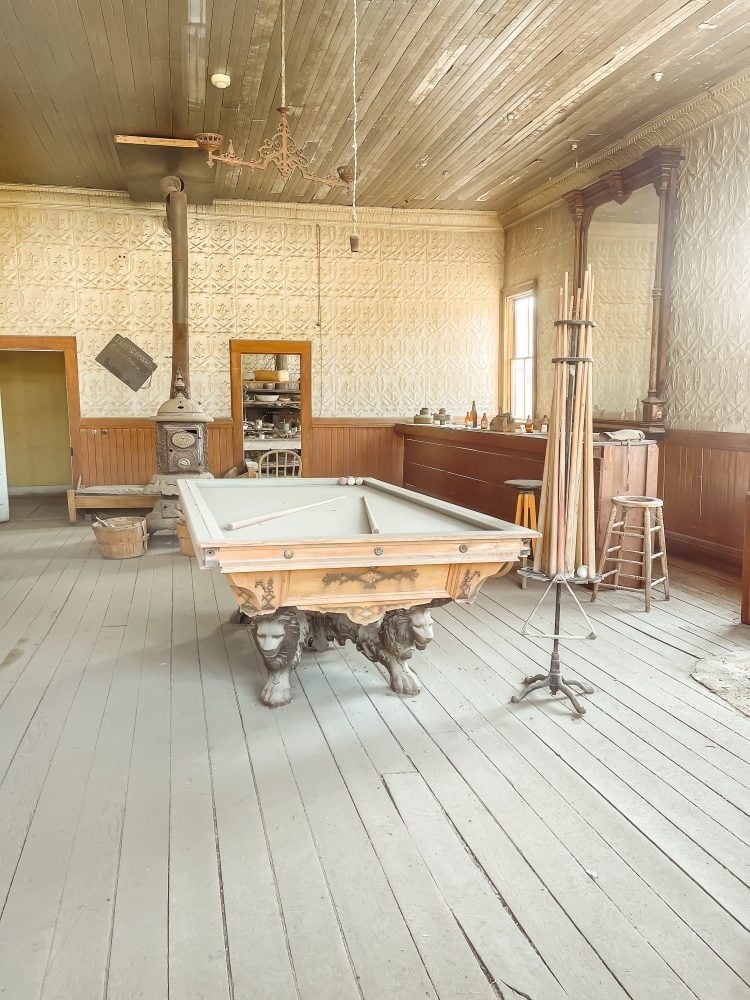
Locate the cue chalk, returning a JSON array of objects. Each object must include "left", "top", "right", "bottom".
[
  {"left": 362, "top": 495, "right": 380, "bottom": 534},
  {"left": 225, "top": 494, "right": 348, "bottom": 531}
]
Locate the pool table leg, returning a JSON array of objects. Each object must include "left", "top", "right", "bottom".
[
  {"left": 247, "top": 609, "right": 305, "bottom": 708},
  {"left": 324, "top": 606, "right": 435, "bottom": 697}
]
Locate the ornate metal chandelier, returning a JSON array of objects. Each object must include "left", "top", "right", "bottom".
[{"left": 195, "top": 0, "right": 354, "bottom": 194}]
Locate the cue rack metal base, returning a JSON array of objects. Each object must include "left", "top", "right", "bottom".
[{"left": 511, "top": 573, "right": 596, "bottom": 716}]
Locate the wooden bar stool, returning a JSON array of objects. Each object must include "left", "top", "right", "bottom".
[
  {"left": 591, "top": 495, "right": 670, "bottom": 611},
  {"left": 504, "top": 479, "right": 542, "bottom": 589}
]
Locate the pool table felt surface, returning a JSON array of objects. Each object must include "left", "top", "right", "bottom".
[{"left": 179, "top": 477, "right": 531, "bottom": 546}]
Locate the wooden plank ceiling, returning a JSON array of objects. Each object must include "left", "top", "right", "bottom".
[{"left": 0, "top": 0, "right": 748, "bottom": 211}]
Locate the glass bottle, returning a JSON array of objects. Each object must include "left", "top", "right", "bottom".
[
  {"left": 470, "top": 400, "right": 478, "bottom": 428},
  {"left": 480, "top": 412, "right": 488, "bottom": 430},
  {"left": 464, "top": 411, "right": 472, "bottom": 428},
  {"left": 525, "top": 414, "right": 533, "bottom": 433}
]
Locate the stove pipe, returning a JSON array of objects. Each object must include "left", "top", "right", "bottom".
[{"left": 160, "top": 175, "right": 189, "bottom": 397}]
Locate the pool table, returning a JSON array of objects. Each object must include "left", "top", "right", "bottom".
[{"left": 178, "top": 477, "right": 537, "bottom": 707}]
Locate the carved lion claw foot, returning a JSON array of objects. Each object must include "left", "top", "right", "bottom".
[
  {"left": 260, "top": 670, "right": 292, "bottom": 708},
  {"left": 248, "top": 609, "right": 304, "bottom": 708},
  {"left": 388, "top": 661, "right": 421, "bottom": 696}
]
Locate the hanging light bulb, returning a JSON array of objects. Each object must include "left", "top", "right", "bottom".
[{"left": 349, "top": 0, "right": 360, "bottom": 253}]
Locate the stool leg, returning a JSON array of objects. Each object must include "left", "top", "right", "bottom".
[
  {"left": 612, "top": 508, "right": 625, "bottom": 592},
  {"left": 657, "top": 507, "right": 670, "bottom": 600},
  {"left": 643, "top": 506, "right": 653, "bottom": 612},
  {"left": 591, "top": 502, "right": 619, "bottom": 602},
  {"left": 519, "top": 494, "right": 530, "bottom": 591},
  {"left": 514, "top": 493, "right": 523, "bottom": 525},
  {"left": 528, "top": 493, "right": 538, "bottom": 557}
]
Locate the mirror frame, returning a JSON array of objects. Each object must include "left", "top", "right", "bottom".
[
  {"left": 563, "top": 145, "right": 683, "bottom": 431},
  {"left": 229, "top": 338, "right": 313, "bottom": 472}
]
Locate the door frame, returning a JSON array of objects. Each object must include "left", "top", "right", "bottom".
[
  {"left": 0, "top": 335, "right": 82, "bottom": 486},
  {"left": 229, "top": 339, "right": 312, "bottom": 472}
]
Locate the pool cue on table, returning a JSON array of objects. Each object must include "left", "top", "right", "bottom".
[
  {"left": 225, "top": 494, "right": 348, "bottom": 531},
  {"left": 362, "top": 495, "right": 380, "bottom": 534}
]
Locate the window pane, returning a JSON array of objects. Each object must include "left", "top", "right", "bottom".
[
  {"left": 507, "top": 292, "right": 535, "bottom": 418},
  {"left": 511, "top": 359, "right": 525, "bottom": 418},
  {"left": 514, "top": 297, "right": 530, "bottom": 356},
  {"left": 523, "top": 357, "right": 534, "bottom": 417}
]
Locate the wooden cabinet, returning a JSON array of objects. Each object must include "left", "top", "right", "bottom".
[{"left": 395, "top": 424, "right": 658, "bottom": 559}]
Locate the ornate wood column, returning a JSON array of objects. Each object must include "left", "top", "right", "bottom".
[{"left": 563, "top": 147, "right": 683, "bottom": 432}]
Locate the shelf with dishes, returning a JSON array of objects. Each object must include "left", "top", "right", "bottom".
[
  {"left": 247, "top": 396, "right": 300, "bottom": 410},
  {"left": 243, "top": 380, "right": 301, "bottom": 409}
]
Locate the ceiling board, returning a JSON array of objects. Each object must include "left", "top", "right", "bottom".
[{"left": 0, "top": 0, "right": 747, "bottom": 210}]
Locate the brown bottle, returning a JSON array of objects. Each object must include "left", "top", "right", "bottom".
[
  {"left": 464, "top": 411, "right": 472, "bottom": 427},
  {"left": 470, "top": 400, "right": 478, "bottom": 428},
  {"left": 480, "top": 412, "right": 488, "bottom": 430}
]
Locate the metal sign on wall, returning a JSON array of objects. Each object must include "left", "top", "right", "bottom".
[{"left": 95, "top": 334, "right": 157, "bottom": 391}]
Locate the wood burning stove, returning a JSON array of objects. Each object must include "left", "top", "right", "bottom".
[{"left": 147, "top": 176, "right": 213, "bottom": 531}]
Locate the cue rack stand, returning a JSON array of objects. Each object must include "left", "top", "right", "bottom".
[{"left": 512, "top": 267, "right": 598, "bottom": 716}]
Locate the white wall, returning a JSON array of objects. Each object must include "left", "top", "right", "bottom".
[
  {"left": 0, "top": 188, "right": 503, "bottom": 421},
  {"left": 667, "top": 109, "right": 750, "bottom": 431}
]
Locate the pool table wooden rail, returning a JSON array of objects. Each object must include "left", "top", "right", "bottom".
[
  {"left": 178, "top": 477, "right": 537, "bottom": 625},
  {"left": 196, "top": 531, "right": 526, "bottom": 572}
]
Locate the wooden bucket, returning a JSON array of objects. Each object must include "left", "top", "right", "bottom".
[{"left": 92, "top": 516, "right": 148, "bottom": 559}]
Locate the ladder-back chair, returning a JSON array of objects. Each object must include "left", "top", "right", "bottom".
[{"left": 257, "top": 450, "right": 302, "bottom": 478}]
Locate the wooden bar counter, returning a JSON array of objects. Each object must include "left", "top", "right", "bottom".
[{"left": 395, "top": 424, "right": 659, "bottom": 558}]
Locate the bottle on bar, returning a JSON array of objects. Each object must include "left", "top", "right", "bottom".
[
  {"left": 464, "top": 411, "right": 472, "bottom": 427},
  {"left": 470, "top": 400, "right": 478, "bottom": 428},
  {"left": 480, "top": 412, "right": 488, "bottom": 430}
]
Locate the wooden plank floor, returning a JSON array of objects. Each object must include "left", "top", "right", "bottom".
[{"left": 1, "top": 496, "right": 749, "bottom": 1000}]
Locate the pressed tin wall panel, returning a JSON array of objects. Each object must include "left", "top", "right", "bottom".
[
  {"left": 503, "top": 203, "right": 574, "bottom": 415},
  {"left": 0, "top": 188, "right": 502, "bottom": 420},
  {"left": 667, "top": 110, "right": 750, "bottom": 432}
]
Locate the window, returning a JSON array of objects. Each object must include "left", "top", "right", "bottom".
[{"left": 502, "top": 284, "right": 536, "bottom": 420}]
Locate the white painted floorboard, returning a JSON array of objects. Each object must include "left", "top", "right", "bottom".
[{"left": 1, "top": 496, "right": 749, "bottom": 1000}]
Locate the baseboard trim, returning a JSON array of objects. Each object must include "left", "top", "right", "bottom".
[
  {"left": 665, "top": 529, "right": 741, "bottom": 572},
  {"left": 9, "top": 485, "right": 70, "bottom": 496}
]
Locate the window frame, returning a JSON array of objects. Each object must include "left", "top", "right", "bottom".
[{"left": 500, "top": 280, "right": 538, "bottom": 420}]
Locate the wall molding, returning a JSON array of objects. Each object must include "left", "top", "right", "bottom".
[
  {"left": 501, "top": 70, "right": 750, "bottom": 228},
  {"left": 0, "top": 183, "right": 500, "bottom": 232},
  {"left": 312, "top": 417, "right": 408, "bottom": 426},
  {"left": 664, "top": 429, "right": 750, "bottom": 452}
]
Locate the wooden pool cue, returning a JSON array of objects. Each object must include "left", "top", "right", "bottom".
[
  {"left": 584, "top": 271, "right": 597, "bottom": 576},
  {"left": 362, "top": 496, "right": 380, "bottom": 534},
  {"left": 225, "top": 494, "right": 348, "bottom": 531}
]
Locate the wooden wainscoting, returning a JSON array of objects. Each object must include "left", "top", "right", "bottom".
[
  {"left": 308, "top": 419, "right": 404, "bottom": 484},
  {"left": 661, "top": 429, "right": 750, "bottom": 570},
  {"left": 77, "top": 419, "right": 235, "bottom": 485},
  {"left": 207, "top": 421, "right": 237, "bottom": 479}
]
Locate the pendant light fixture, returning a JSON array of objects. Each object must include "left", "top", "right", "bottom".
[{"left": 195, "top": 0, "right": 355, "bottom": 194}]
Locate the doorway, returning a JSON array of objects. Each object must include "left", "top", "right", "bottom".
[
  {"left": 229, "top": 340, "right": 312, "bottom": 473},
  {"left": 0, "top": 337, "right": 81, "bottom": 492}
]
